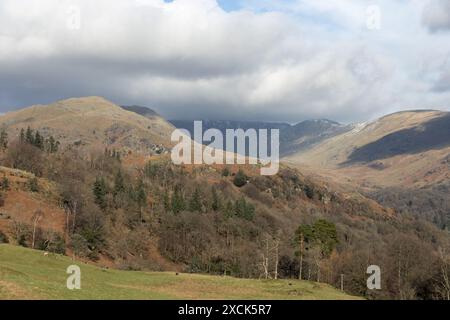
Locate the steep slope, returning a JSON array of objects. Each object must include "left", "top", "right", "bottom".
[
  {"left": 169, "top": 119, "right": 351, "bottom": 156},
  {"left": 285, "top": 110, "right": 450, "bottom": 228},
  {"left": 0, "top": 97, "right": 175, "bottom": 155},
  {"left": 285, "top": 110, "right": 450, "bottom": 189}
]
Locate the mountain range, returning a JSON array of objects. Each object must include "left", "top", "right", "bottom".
[{"left": 0, "top": 97, "right": 449, "bottom": 300}]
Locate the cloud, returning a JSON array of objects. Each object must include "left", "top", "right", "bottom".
[
  {"left": 0, "top": 0, "right": 450, "bottom": 123},
  {"left": 422, "top": 0, "right": 450, "bottom": 32}
]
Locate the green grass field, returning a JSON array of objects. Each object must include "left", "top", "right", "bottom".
[{"left": 0, "top": 244, "right": 359, "bottom": 300}]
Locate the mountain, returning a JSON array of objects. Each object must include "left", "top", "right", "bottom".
[
  {"left": 0, "top": 99, "right": 449, "bottom": 300},
  {"left": 0, "top": 97, "right": 175, "bottom": 155},
  {"left": 121, "top": 105, "right": 159, "bottom": 118},
  {"left": 169, "top": 119, "right": 351, "bottom": 156},
  {"left": 285, "top": 110, "right": 450, "bottom": 228}
]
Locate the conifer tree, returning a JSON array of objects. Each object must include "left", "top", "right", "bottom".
[{"left": 189, "top": 188, "right": 202, "bottom": 212}]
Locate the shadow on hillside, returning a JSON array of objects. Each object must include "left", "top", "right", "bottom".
[{"left": 343, "top": 113, "right": 450, "bottom": 165}]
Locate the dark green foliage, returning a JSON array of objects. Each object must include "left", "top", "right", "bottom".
[
  {"left": 296, "top": 219, "right": 338, "bottom": 257},
  {"left": 0, "top": 230, "right": 8, "bottom": 243},
  {"left": 20, "top": 128, "right": 25, "bottom": 143},
  {"left": 34, "top": 131, "right": 44, "bottom": 150},
  {"left": 304, "top": 185, "right": 315, "bottom": 199},
  {"left": 93, "top": 177, "right": 108, "bottom": 210},
  {"left": 28, "top": 177, "right": 39, "bottom": 192},
  {"left": 171, "top": 186, "right": 186, "bottom": 214},
  {"left": 144, "top": 161, "right": 163, "bottom": 178},
  {"left": 234, "top": 197, "right": 255, "bottom": 221},
  {"left": 211, "top": 188, "right": 221, "bottom": 211},
  {"left": 233, "top": 169, "right": 248, "bottom": 188},
  {"left": 163, "top": 191, "right": 170, "bottom": 212},
  {"left": 189, "top": 188, "right": 202, "bottom": 212},
  {"left": 25, "top": 127, "right": 34, "bottom": 145},
  {"left": 0, "top": 128, "right": 8, "bottom": 150},
  {"left": 224, "top": 200, "right": 234, "bottom": 218},
  {"left": 113, "top": 170, "right": 125, "bottom": 197},
  {"left": 20, "top": 127, "right": 59, "bottom": 152},
  {"left": 46, "top": 136, "right": 59, "bottom": 153},
  {"left": 221, "top": 167, "right": 230, "bottom": 177},
  {"left": 134, "top": 180, "right": 147, "bottom": 208},
  {"left": 0, "top": 176, "right": 9, "bottom": 191}
]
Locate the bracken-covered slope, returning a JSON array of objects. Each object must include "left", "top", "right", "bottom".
[
  {"left": 0, "top": 97, "right": 175, "bottom": 155},
  {"left": 284, "top": 110, "right": 450, "bottom": 228},
  {"left": 285, "top": 110, "right": 450, "bottom": 189}
]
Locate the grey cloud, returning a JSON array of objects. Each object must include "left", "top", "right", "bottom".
[
  {"left": 1, "top": 0, "right": 450, "bottom": 123},
  {"left": 422, "top": 0, "right": 450, "bottom": 32}
]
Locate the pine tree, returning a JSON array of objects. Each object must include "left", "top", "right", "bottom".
[
  {"left": 93, "top": 177, "right": 108, "bottom": 210},
  {"left": 224, "top": 200, "right": 234, "bottom": 218},
  {"left": 211, "top": 188, "right": 221, "bottom": 211},
  {"left": 171, "top": 186, "right": 185, "bottom": 214},
  {"left": 233, "top": 169, "right": 248, "bottom": 187},
  {"left": 20, "top": 128, "right": 25, "bottom": 143},
  {"left": 25, "top": 127, "right": 34, "bottom": 145},
  {"left": 34, "top": 131, "right": 44, "bottom": 150},
  {"left": 163, "top": 191, "right": 170, "bottom": 212},
  {"left": 46, "top": 136, "right": 59, "bottom": 153},
  {"left": 113, "top": 170, "right": 125, "bottom": 197},
  {"left": 135, "top": 180, "right": 146, "bottom": 208},
  {"left": 0, "top": 176, "right": 9, "bottom": 191},
  {"left": 234, "top": 197, "right": 255, "bottom": 221},
  {"left": 189, "top": 188, "right": 202, "bottom": 212},
  {"left": 0, "top": 129, "right": 8, "bottom": 150}
]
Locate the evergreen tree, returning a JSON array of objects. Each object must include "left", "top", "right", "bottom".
[
  {"left": 0, "top": 129, "right": 8, "bottom": 150},
  {"left": 295, "top": 219, "right": 338, "bottom": 257},
  {"left": 221, "top": 167, "right": 230, "bottom": 177},
  {"left": 20, "top": 128, "right": 25, "bottom": 143},
  {"left": 135, "top": 180, "right": 147, "bottom": 208},
  {"left": 34, "top": 131, "right": 44, "bottom": 150},
  {"left": 28, "top": 177, "right": 39, "bottom": 192},
  {"left": 93, "top": 177, "right": 108, "bottom": 210},
  {"left": 46, "top": 136, "right": 59, "bottom": 153},
  {"left": 163, "top": 191, "right": 170, "bottom": 212},
  {"left": 189, "top": 188, "right": 202, "bottom": 212},
  {"left": 234, "top": 197, "right": 255, "bottom": 221},
  {"left": 113, "top": 170, "right": 125, "bottom": 197},
  {"left": 0, "top": 176, "right": 9, "bottom": 191},
  {"left": 25, "top": 127, "right": 34, "bottom": 145},
  {"left": 211, "top": 188, "right": 221, "bottom": 211},
  {"left": 233, "top": 169, "right": 248, "bottom": 187},
  {"left": 224, "top": 200, "right": 234, "bottom": 218},
  {"left": 171, "top": 186, "right": 185, "bottom": 214}
]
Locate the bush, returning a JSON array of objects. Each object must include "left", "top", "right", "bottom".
[
  {"left": 233, "top": 169, "right": 248, "bottom": 188},
  {"left": 0, "top": 230, "right": 8, "bottom": 243},
  {"left": 221, "top": 167, "right": 230, "bottom": 177},
  {"left": 0, "top": 176, "right": 9, "bottom": 191},
  {"left": 28, "top": 177, "right": 39, "bottom": 192}
]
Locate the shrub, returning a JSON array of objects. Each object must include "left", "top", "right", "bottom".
[
  {"left": 0, "top": 230, "right": 8, "bottom": 243},
  {"left": 233, "top": 169, "right": 248, "bottom": 188},
  {"left": 28, "top": 177, "right": 39, "bottom": 192},
  {"left": 221, "top": 167, "right": 230, "bottom": 177}
]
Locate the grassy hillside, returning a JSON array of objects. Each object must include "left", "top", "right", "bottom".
[{"left": 0, "top": 244, "right": 358, "bottom": 300}]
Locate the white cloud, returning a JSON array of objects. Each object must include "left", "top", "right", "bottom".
[{"left": 0, "top": 0, "right": 450, "bottom": 122}]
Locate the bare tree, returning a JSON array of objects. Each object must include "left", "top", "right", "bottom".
[
  {"left": 31, "top": 209, "right": 44, "bottom": 249},
  {"left": 438, "top": 247, "right": 450, "bottom": 300}
]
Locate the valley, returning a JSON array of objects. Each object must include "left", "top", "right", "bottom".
[{"left": 0, "top": 97, "right": 449, "bottom": 300}]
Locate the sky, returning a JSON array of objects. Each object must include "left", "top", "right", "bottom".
[{"left": 1, "top": 0, "right": 450, "bottom": 123}]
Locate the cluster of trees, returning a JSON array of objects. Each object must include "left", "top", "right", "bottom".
[
  {"left": 0, "top": 130, "right": 449, "bottom": 300},
  {"left": 19, "top": 127, "right": 60, "bottom": 153}
]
